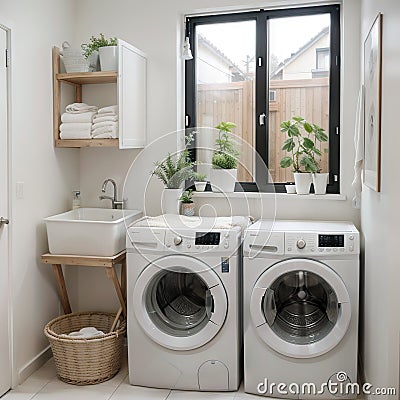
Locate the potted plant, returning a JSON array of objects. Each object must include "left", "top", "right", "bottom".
[
  {"left": 280, "top": 117, "right": 328, "bottom": 195},
  {"left": 81, "top": 33, "right": 118, "bottom": 72},
  {"left": 151, "top": 150, "right": 194, "bottom": 214},
  {"left": 192, "top": 172, "right": 207, "bottom": 192},
  {"left": 210, "top": 122, "right": 239, "bottom": 193},
  {"left": 180, "top": 190, "right": 195, "bottom": 216}
]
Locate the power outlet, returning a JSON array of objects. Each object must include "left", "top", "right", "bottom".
[{"left": 16, "top": 182, "right": 24, "bottom": 199}]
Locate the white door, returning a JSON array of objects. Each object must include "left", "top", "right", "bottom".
[
  {"left": 0, "top": 24, "right": 11, "bottom": 396},
  {"left": 133, "top": 255, "right": 227, "bottom": 351},
  {"left": 250, "top": 259, "right": 351, "bottom": 358}
]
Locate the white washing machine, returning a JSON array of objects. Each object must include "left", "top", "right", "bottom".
[
  {"left": 243, "top": 220, "right": 359, "bottom": 399},
  {"left": 126, "top": 221, "right": 242, "bottom": 391}
]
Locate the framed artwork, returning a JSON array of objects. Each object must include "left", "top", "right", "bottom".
[{"left": 363, "top": 13, "right": 382, "bottom": 192}]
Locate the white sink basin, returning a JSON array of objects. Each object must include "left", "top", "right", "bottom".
[{"left": 44, "top": 208, "right": 142, "bottom": 256}]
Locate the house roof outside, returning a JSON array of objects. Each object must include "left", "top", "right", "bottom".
[
  {"left": 270, "top": 26, "right": 329, "bottom": 79},
  {"left": 198, "top": 33, "right": 249, "bottom": 81}
]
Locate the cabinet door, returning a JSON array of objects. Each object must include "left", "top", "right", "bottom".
[{"left": 118, "top": 39, "right": 147, "bottom": 149}]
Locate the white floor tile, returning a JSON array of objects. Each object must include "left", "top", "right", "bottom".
[
  {"left": 110, "top": 377, "right": 170, "bottom": 400},
  {"left": 168, "top": 389, "right": 236, "bottom": 400}
]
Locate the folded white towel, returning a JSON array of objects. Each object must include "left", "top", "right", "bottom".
[
  {"left": 92, "top": 115, "right": 118, "bottom": 123},
  {"left": 61, "top": 111, "right": 96, "bottom": 123},
  {"left": 66, "top": 327, "right": 105, "bottom": 339},
  {"left": 92, "top": 125, "right": 118, "bottom": 138},
  {"left": 65, "top": 103, "right": 98, "bottom": 114},
  {"left": 60, "top": 122, "right": 92, "bottom": 131},
  {"left": 60, "top": 130, "right": 92, "bottom": 139},
  {"left": 93, "top": 132, "right": 117, "bottom": 139},
  {"left": 98, "top": 105, "right": 118, "bottom": 114},
  {"left": 131, "top": 214, "right": 251, "bottom": 234},
  {"left": 92, "top": 121, "right": 118, "bottom": 130}
]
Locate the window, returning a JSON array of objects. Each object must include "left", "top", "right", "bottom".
[{"left": 185, "top": 5, "right": 340, "bottom": 193}]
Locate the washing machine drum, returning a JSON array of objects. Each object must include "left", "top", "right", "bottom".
[
  {"left": 250, "top": 259, "right": 351, "bottom": 358},
  {"left": 133, "top": 255, "right": 228, "bottom": 351}
]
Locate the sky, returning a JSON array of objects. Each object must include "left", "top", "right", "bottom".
[{"left": 197, "top": 14, "right": 330, "bottom": 72}]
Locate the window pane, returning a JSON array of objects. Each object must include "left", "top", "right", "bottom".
[
  {"left": 195, "top": 21, "right": 256, "bottom": 182},
  {"left": 268, "top": 14, "right": 331, "bottom": 183}
]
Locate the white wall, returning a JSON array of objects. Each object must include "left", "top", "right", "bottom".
[
  {"left": 70, "top": 0, "right": 361, "bottom": 311},
  {"left": 360, "top": 0, "right": 400, "bottom": 396},
  {"left": 0, "top": 0, "right": 80, "bottom": 386}
]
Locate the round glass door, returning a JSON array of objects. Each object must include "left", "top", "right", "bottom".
[
  {"left": 263, "top": 270, "right": 339, "bottom": 345},
  {"left": 250, "top": 259, "right": 351, "bottom": 358},
  {"left": 146, "top": 269, "right": 213, "bottom": 337},
  {"left": 133, "top": 255, "right": 227, "bottom": 351}
]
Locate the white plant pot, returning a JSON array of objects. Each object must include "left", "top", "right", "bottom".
[
  {"left": 194, "top": 181, "right": 207, "bottom": 192},
  {"left": 294, "top": 173, "right": 312, "bottom": 195},
  {"left": 161, "top": 188, "right": 182, "bottom": 215},
  {"left": 312, "top": 173, "right": 329, "bottom": 195},
  {"left": 210, "top": 169, "right": 237, "bottom": 193},
  {"left": 285, "top": 184, "right": 296, "bottom": 194},
  {"left": 181, "top": 203, "right": 195, "bottom": 217},
  {"left": 99, "top": 46, "right": 118, "bottom": 71}
]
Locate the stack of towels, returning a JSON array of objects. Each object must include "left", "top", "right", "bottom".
[
  {"left": 59, "top": 103, "right": 98, "bottom": 139},
  {"left": 92, "top": 105, "right": 119, "bottom": 139},
  {"left": 59, "top": 103, "right": 119, "bottom": 139}
]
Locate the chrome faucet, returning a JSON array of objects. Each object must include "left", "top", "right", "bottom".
[{"left": 99, "top": 178, "right": 125, "bottom": 209}]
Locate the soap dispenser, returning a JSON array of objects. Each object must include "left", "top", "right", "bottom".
[{"left": 72, "top": 191, "right": 81, "bottom": 210}]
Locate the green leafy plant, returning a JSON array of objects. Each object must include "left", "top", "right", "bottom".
[
  {"left": 151, "top": 150, "right": 194, "bottom": 189},
  {"left": 179, "top": 189, "right": 194, "bottom": 204},
  {"left": 192, "top": 172, "right": 207, "bottom": 182},
  {"left": 81, "top": 33, "right": 118, "bottom": 58},
  {"left": 279, "top": 117, "right": 328, "bottom": 173},
  {"left": 212, "top": 122, "right": 240, "bottom": 169}
]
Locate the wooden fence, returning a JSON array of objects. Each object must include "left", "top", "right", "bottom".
[{"left": 197, "top": 77, "right": 329, "bottom": 183}]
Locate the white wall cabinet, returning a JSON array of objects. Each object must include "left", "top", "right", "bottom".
[{"left": 52, "top": 39, "right": 147, "bottom": 149}]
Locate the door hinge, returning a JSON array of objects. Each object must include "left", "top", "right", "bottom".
[
  {"left": 185, "top": 115, "right": 190, "bottom": 127},
  {"left": 335, "top": 55, "right": 340, "bottom": 67},
  {"left": 5, "top": 49, "right": 10, "bottom": 67},
  {"left": 335, "top": 126, "right": 339, "bottom": 135},
  {"left": 334, "top": 175, "right": 338, "bottom": 182},
  {"left": 258, "top": 57, "right": 262, "bottom": 67}
]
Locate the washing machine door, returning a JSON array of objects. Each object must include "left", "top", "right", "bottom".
[
  {"left": 250, "top": 258, "right": 351, "bottom": 358},
  {"left": 133, "top": 255, "right": 228, "bottom": 351}
]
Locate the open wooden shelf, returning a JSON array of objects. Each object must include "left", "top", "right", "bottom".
[
  {"left": 52, "top": 46, "right": 119, "bottom": 148},
  {"left": 55, "top": 138, "right": 119, "bottom": 148},
  {"left": 56, "top": 71, "right": 117, "bottom": 85}
]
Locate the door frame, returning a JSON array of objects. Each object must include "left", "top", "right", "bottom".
[{"left": 0, "top": 20, "right": 13, "bottom": 392}]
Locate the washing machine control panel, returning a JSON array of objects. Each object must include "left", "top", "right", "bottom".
[
  {"left": 286, "top": 232, "right": 359, "bottom": 255},
  {"left": 164, "top": 229, "right": 240, "bottom": 253}
]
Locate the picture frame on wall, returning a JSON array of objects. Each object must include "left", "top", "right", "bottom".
[{"left": 363, "top": 12, "right": 382, "bottom": 192}]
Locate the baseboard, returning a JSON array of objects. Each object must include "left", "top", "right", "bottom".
[{"left": 16, "top": 345, "right": 52, "bottom": 386}]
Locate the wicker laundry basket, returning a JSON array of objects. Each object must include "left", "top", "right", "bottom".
[{"left": 44, "top": 311, "right": 126, "bottom": 385}]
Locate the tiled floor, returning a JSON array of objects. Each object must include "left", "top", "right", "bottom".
[
  {"left": 2, "top": 353, "right": 364, "bottom": 400},
  {"left": 2, "top": 355, "right": 266, "bottom": 400}
]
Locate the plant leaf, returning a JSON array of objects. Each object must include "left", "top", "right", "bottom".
[
  {"left": 300, "top": 156, "right": 318, "bottom": 173},
  {"left": 292, "top": 116, "right": 304, "bottom": 122},
  {"left": 303, "top": 137, "right": 315, "bottom": 149},
  {"left": 280, "top": 156, "right": 293, "bottom": 169},
  {"left": 303, "top": 122, "right": 313, "bottom": 133}
]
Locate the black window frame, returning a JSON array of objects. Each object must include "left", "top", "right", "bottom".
[{"left": 185, "top": 4, "right": 341, "bottom": 193}]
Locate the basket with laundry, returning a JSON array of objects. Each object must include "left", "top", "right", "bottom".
[
  {"left": 59, "top": 103, "right": 118, "bottom": 140},
  {"left": 44, "top": 311, "right": 126, "bottom": 385}
]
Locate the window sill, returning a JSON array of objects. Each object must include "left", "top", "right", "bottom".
[{"left": 193, "top": 192, "right": 347, "bottom": 201}]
